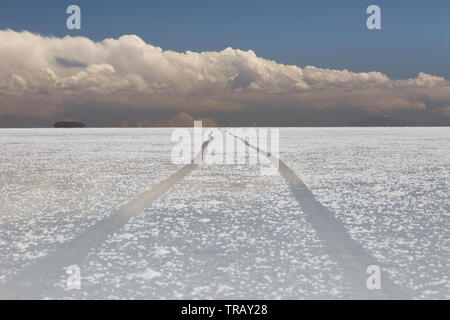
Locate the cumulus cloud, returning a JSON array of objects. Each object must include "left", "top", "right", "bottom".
[
  {"left": 441, "top": 106, "right": 450, "bottom": 116},
  {"left": 1, "top": 29, "right": 450, "bottom": 122}
]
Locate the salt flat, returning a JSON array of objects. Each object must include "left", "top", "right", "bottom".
[{"left": 0, "top": 128, "right": 448, "bottom": 299}]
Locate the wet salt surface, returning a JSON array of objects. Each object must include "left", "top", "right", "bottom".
[{"left": 0, "top": 128, "right": 448, "bottom": 299}]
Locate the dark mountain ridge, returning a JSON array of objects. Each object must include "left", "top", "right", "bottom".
[
  {"left": 350, "top": 115, "right": 414, "bottom": 127},
  {"left": 54, "top": 121, "right": 86, "bottom": 128}
]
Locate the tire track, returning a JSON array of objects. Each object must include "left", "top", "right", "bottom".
[
  {"left": 225, "top": 129, "right": 415, "bottom": 299},
  {"left": 0, "top": 138, "right": 212, "bottom": 299}
]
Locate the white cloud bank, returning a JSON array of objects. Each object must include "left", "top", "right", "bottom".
[{"left": 1, "top": 30, "right": 450, "bottom": 118}]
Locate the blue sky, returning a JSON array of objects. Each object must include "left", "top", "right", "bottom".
[
  {"left": 1, "top": 0, "right": 450, "bottom": 79},
  {"left": 1, "top": 1, "right": 450, "bottom": 127}
]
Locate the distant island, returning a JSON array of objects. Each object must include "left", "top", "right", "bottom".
[
  {"left": 350, "top": 115, "right": 414, "bottom": 127},
  {"left": 54, "top": 121, "right": 86, "bottom": 128}
]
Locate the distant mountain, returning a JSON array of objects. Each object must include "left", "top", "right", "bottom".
[
  {"left": 54, "top": 121, "right": 86, "bottom": 128},
  {"left": 350, "top": 115, "right": 414, "bottom": 127}
]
